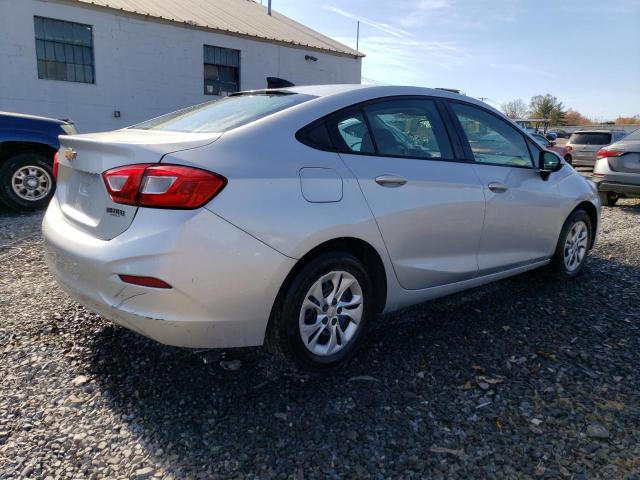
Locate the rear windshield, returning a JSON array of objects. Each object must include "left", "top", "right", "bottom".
[
  {"left": 623, "top": 128, "right": 640, "bottom": 141},
  {"left": 131, "top": 93, "right": 315, "bottom": 133},
  {"left": 569, "top": 132, "right": 612, "bottom": 145}
]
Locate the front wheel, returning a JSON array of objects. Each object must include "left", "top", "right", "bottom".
[
  {"left": 266, "top": 252, "right": 375, "bottom": 370},
  {"left": 549, "top": 209, "right": 592, "bottom": 277},
  {"left": 0, "top": 153, "right": 55, "bottom": 210}
]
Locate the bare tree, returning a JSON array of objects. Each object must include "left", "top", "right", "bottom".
[{"left": 501, "top": 99, "right": 528, "bottom": 119}]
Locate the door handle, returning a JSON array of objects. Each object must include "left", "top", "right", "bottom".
[
  {"left": 488, "top": 182, "right": 508, "bottom": 193},
  {"left": 375, "top": 175, "right": 407, "bottom": 187}
]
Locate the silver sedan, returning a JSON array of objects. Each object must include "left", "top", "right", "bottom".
[
  {"left": 43, "top": 85, "right": 600, "bottom": 369},
  {"left": 593, "top": 128, "right": 640, "bottom": 206}
]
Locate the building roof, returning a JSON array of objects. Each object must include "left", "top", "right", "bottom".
[{"left": 70, "top": 0, "right": 363, "bottom": 58}]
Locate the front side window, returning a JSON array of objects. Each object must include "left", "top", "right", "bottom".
[
  {"left": 204, "top": 45, "right": 240, "bottom": 96},
  {"left": 34, "top": 16, "right": 94, "bottom": 83},
  {"left": 452, "top": 103, "right": 533, "bottom": 167},
  {"left": 131, "top": 93, "right": 315, "bottom": 133},
  {"left": 363, "top": 99, "right": 453, "bottom": 159},
  {"left": 531, "top": 133, "right": 550, "bottom": 148}
]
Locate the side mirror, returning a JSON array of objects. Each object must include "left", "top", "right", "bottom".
[{"left": 538, "top": 150, "right": 562, "bottom": 179}]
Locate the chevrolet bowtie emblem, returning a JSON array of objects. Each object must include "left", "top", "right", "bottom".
[{"left": 64, "top": 148, "right": 77, "bottom": 161}]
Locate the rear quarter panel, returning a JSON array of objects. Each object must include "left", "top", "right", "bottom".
[
  {"left": 162, "top": 109, "right": 401, "bottom": 309},
  {"left": 168, "top": 119, "right": 390, "bottom": 260}
]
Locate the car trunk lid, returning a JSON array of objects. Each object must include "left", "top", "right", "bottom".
[
  {"left": 607, "top": 141, "right": 640, "bottom": 174},
  {"left": 55, "top": 129, "right": 221, "bottom": 240}
]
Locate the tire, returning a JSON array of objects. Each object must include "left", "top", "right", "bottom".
[
  {"left": 266, "top": 252, "right": 375, "bottom": 370},
  {"left": 549, "top": 209, "right": 592, "bottom": 277},
  {"left": 0, "top": 153, "right": 55, "bottom": 211},
  {"left": 564, "top": 155, "right": 572, "bottom": 166},
  {"left": 599, "top": 191, "right": 619, "bottom": 207}
]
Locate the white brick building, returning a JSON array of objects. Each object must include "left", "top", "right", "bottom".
[{"left": 0, "top": 0, "right": 362, "bottom": 132}]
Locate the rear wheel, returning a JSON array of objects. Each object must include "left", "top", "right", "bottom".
[
  {"left": 266, "top": 252, "right": 374, "bottom": 370},
  {"left": 0, "top": 153, "right": 55, "bottom": 210},
  {"left": 599, "top": 191, "right": 619, "bottom": 206},
  {"left": 549, "top": 209, "right": 592, "bottom": 277},
  {"left": 564, "top": 155, "right": 572, "bottom": 166}
]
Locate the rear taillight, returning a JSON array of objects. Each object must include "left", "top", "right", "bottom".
[
  {"left": 565, "top": 145, "right": 572, "bottom": 152},
  {"left": 102, "top": 164, "right": 226, "bottom": 209},
  {"left": 103, "top": 164, "right": 150, "bottom": 205},
  {"left": 596, "top": 149, "right": 624, "bottom": 158},
  {"left": 53, "top": 152, "right": 59, "bottom": 179}
]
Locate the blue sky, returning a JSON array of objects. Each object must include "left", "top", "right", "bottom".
[{"left": 270, "top": 0, "right": 640, "bottom": 119}]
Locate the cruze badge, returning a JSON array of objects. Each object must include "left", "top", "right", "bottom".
[{"left": 65, "top": 148, "right": 77, "bottom": 161}]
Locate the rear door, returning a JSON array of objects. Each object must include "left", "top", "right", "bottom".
[
  {"left": 331, "top": 97, "right": 485, "bottom": 290},
  {"left": 447, "top": 101, "right": 563, "bottom": 274}
]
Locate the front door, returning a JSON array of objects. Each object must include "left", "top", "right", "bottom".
[
  {"left": 328, "top": 98, "right": 486, "bottom": 290},
  {"left": 448, "top": 101, "right": 563, "bottom": 274}
]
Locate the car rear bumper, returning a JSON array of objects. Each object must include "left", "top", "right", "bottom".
[
  {"left": 593, "top": 179, "right": 640, "bottom": 196},
  {"left": 42, "top": 197, "right": 296, "bottom": 348},
  {"left": 571, "top": 157, "right": 596, "bottom": 167}
]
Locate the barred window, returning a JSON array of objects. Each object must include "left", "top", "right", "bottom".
[
  {"left": 34, "top": 16, "right": 95, "bottom": 84},
  {"left": 204, "top": 45, "right": 240, "bottom": 96}
]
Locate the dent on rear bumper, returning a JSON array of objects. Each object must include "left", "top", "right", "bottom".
[{"left": 43, "top": 198, "right": 296, "bottom": 348}]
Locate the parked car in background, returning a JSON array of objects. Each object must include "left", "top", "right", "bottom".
[
  {"left": 0, "top": 112, "right": 76, "bottom": 210},
  {"left": 531, "top": 132, "right": 573, "bottom": 165},
  {"left": 566, "top": 129, "right": 628, "bottom": 168},
  {"left": 548, "top": 128, "right": 570, "bottom": 139},
  {"left": 43, "top": 85, "right": 600, "bottom": 369},
  {"left": 593, "top": 128, "right": 640, "bottom": 206}
]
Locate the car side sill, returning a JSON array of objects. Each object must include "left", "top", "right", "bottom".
[{"left": 384, "top": 258, "right": 550, "bottom": 313}]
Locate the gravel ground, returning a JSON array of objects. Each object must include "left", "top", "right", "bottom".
[{"left": 1, "top": 200, "right": 639, "bottom": 479}]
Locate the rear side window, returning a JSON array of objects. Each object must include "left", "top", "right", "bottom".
[
  {"left": 362, "top": 99, "right": 453, "bottom": 159},
  {"left": 333, "top": 111, "right": 375, "bottom": 154},
  {"left": 569, "top": 132, "right": 612, "bottom": 145},
  {"left": 296, "top": 121, "right": 333, "bottom": 150},
  {"left": 131, "top": 93, "right": 315, "bottom": 133},
  {"left": 451, "top": 102, "right": 533, "bottom": 167},
  {"left": 612, "top": 131, "right": 627, "bottom": 141}
]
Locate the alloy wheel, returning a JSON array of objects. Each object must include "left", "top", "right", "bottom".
[
  {"left": 298, "top": 271, "right": 364, "bottom": 357},
  {"left": 563, "top": 220, "right": 588, "bottom": 272}
]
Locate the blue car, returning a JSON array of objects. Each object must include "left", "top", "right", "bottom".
[{"left": 0, "top": 112, "right": 76, "bottom": 210}]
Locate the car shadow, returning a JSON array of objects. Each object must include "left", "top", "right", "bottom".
[
  {"left": 614, "top": 199, "right": 640, "bottom": 214},
  {"left": 85, "top": 254, "right": 640, "bottom": 476}
]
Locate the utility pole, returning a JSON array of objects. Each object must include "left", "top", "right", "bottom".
[
  {"left": 268, "top": 0, "right": 272, "bottom": 16},
  {"left": 356, "top": 20, "right": 360, "bottom": 52}
]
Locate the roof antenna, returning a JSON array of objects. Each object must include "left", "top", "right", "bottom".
[
  {"left": 267, "top": 77, "right": 295, "bottom": 89},
  {"left": 268, "top": 0, "right": 272, "bottom": 15}
]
